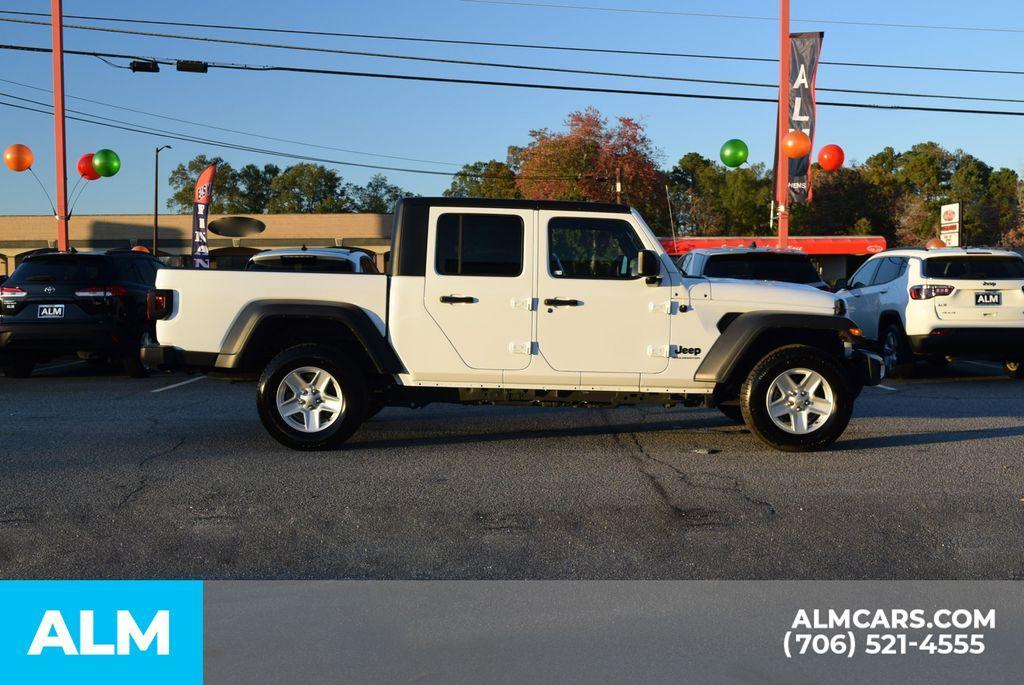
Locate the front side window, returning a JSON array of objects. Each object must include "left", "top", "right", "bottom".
[
  {"left": 848, "top": 260, "right": 880, "bottom": 289},
  {"left": 435, "top": 213, "right": 524, "bottom": 277},
  {"left": 548, "top": 217, "right": 644, "bottom": 280}
]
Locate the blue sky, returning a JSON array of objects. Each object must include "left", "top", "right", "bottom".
[{"left": 1, "top": 0, "right": 1022, "bottom": 215}]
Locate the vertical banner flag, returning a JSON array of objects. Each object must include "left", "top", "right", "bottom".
[
  {"left": 191, "top": 164, "right": 217, "bottom": 269},
  {"left": 774, "top": 32, "right": 824, "bottom": 205}
]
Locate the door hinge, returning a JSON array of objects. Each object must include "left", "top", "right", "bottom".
[
  {"left": 646, "top": 344, "right": 672, "bottom": 358},
  {"left": 509, "top": 341, "right": 533, "bottom": 355},
  {"left": 648, "top": 301, "right": 681, "bottom": 314},
  {"left": 510, "top": 297, "right": 535, "bottom": 311}
]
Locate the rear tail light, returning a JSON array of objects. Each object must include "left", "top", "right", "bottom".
[
  {"left": 0, "top": 286, "right": 27, "bottom": 298},
  {"left": 909, "top": 284, "right": 955, "bottom": 300},
  {"left": 147, "top": 289, "right": 174, "bottom": 320},
  {"left": 75, "top": 285, "right": 128, "bottom": 297}
]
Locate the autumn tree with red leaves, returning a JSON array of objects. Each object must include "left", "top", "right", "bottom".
[{"left": 511, "top": 108, "right": 669, "bottom": 231}]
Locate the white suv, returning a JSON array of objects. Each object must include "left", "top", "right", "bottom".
[{"left": 840, "top": 247, "right": 1024, "bottom": 377}]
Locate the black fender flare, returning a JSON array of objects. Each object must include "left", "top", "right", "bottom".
[
  {"left": 216, "top": 301, "right": 405, "bottom": 374},
  {"left": 695, "top": 311, "right": 857, "bottom": 384}
]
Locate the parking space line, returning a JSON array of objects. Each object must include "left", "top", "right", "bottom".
[
  {"left": 874, "top": 384, "right": 898, "bottom": 391},
  {"left": 36, "top": 360, "right": 86, "bottom": 372},
  {"left": 962, "top": 360, "right": 1003, "bottom": 370},
  {"left": 151, "top": 376, "right": 206, "bottom": 393}
]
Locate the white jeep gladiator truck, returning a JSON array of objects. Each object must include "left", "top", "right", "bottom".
[{"left": 143, "top": 198, "right": 882, "bottom": 452}]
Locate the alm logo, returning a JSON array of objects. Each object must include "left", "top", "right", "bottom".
[{"left": 28, "top": 609, "right": 170, "bottom": 656}]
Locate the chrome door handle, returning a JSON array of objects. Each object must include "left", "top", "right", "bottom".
[
  {"left": 543, "top": 298, "right": 582, "bottom": 307},
  {"left": 439, "top": 295, "right": 476, "bottom": 304}
]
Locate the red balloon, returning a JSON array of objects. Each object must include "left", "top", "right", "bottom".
[
  {"left": 3, "top": 144, "right": 33, "bottom": 172},
  {"left": 781, "top": 130, "right": 811, "bottom": 159},
  {"left": 818, "top": 144, "right": 845, "bottom": 171},
  {"left": 77, "top": 153, "right": 101, "bottom": 180}
]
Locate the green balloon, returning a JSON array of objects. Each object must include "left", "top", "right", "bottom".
[
  {"left": 720, "top": 139, "right": 749, "bottom": 168},
  {"left": 92, "top": 149, "right": 121, "bottom": 177}
]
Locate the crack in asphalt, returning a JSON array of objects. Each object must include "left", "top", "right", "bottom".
[
  {"left": 116, "top": 437, "right": 187, "bottom": 510},
  {"left": 607, "top": 409, "right": 776, "bottom": 523}
]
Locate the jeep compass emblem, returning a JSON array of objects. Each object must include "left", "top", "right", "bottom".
[
  {"left": 44, "top": 285, "right": 55, "bottom": 294},
  {"left": 983, "top": 281, "right": 996, "bottom": 287}
]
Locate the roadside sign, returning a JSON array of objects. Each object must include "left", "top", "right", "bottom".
[{"left": 940, "top": 202, "right": 961, "bottom": 247}]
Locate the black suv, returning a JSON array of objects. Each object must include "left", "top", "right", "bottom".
[{"left": 0, "top": 249, "right": 163, "bottom": 377}]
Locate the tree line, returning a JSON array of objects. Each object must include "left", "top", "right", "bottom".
[
  {"left": 166, "top": 156, "right": 415, "bottom": 215},
  {"left": 169, "top": 108, "right": 1024, "bottom": 247}
]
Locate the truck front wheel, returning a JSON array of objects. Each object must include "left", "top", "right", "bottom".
[
  {"left": 740, "top": 345, "right": 854, "bottom": 452},
  {"left": 257, "top": 344, "right": 367, "bottom": 450}
]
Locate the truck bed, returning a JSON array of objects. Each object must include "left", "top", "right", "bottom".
[{"left": 155, "top": 270, "right": 389, "bottom": 355}]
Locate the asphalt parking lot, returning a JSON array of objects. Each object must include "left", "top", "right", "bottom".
[{"left": 1, "top": 359, "right": 1022, "bottom": 580}]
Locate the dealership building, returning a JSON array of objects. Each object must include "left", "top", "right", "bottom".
[{"left": 0, "top": 213, "right": 393, "bottom": 275}]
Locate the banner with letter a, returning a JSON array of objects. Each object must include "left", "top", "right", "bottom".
[
  {"left": 774, "top": 32, "right": 823, "bottom": 205},
  {"left": 191, "top": 164, "right": 217, "bottom": 269}
]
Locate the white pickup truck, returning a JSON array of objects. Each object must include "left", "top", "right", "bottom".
[{"left": 143, "top": 198, "right": 882, "bottom": 452}]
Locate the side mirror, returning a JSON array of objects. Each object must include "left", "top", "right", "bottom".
[{"left": 635, "top": 250, "right": 660, "bottom": 278}]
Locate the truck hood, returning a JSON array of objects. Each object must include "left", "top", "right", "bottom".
[{"left": 706, "top": 279, "right": 837, "bottom": 314}]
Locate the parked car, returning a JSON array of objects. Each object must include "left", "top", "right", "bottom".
[
  {"left": 676, "top": 247, "right": 831, "bottom": 291},
  {"left": 0, "top": 249, "right": 163, "bottom": 377},
  {"left": 838, "top": 247, "right": 1024, "bottom": 377},
  {"left": 144, "top": 197, "right": 882, "bottom": 452},
  {"left": 246, "top": 247, "right": 379, "bottom": 274}
]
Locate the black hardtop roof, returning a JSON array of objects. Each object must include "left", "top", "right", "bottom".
[
  {"left": 24, "top": 248, "right": 161, "bottom": 261},
  {"left": 396, "top": 196, "right": 632, "bottom": 214}
]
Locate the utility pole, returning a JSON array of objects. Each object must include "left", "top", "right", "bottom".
[
  {"left": 153, "top": 145, "right": 171, "bottom": 254},
  {"left": 615, "top": 167, "right": 622, "bottom": 204},
  {"left": 50, "top": 0, "right": 69, "bottom": 252},
  {"left": 776, "top": 0, "right": 791, "bottom": 249}
]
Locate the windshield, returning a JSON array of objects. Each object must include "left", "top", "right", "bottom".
[
  {"left": 923, "top": 256, "right": 1024, "bottom": 280},
  {"left": 246, "top": 255, "right": 354, "bottom": 273},
  {"left": 9, "top": 257, "right": 111, "bottom": 283},
  {"left": 703, "top": 253, "right": 822, "bottom": 284}
]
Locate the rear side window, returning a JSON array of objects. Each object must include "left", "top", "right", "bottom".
[
  {"left": 10, "top": 257, "right": 110, "bottom": 283},
  {"left": 703, "top": 253, "right": 821, "bottom": 284},
  {"left": 247, "top": 255, "right": 354, "bottom": 273},
  {"left": 435, "top": 213, "right": 524, "bottom": 277},
  {"left": 549, "top": 217, "right": 643, "bottom": 280},
  {"left": 923, "top": 257, "right": 1024, "bottom": 280},
  {"left": 872, "top": 257, "right": 906, "bottom": 285}
]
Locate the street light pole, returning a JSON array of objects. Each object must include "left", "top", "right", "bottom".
[
  {"left": 776, "top": 0, "right": 791, "bottom": 249},
  {"left": 153, "top": 145, "right": 171, "bottom": 254}
]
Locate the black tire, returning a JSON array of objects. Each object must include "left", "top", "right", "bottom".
[
  {"left": 1005, "top": 360, "right": 1024, "bottom": 379},
  {"left": 256, "top": 343, "right": 367, "bottom": 450},
  {"left": 740, "top": 344, "right": 855, "bottom": 452},
  {"left": 716, "top": 403, "right": 745, "bottom": 424},
  {"left": 1, "top": 356, "right": 34, "bottom": 378},
  {"left": 879, "top": 321, "right": 914, "bottom": 378}
]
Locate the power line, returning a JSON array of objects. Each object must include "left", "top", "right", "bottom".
[
  {"left": 4, "top": 16, "right": 1024, "bottom": 105},
  {"left": 1, "top": 9, "right": 1022, "bottom": 77},
  {"left": 462, "top": 0, "right": 1024, "bottom": 34},
  {"left": 4, "top": 42, "right": 1024, "bottom": 118},
  {"left": 0, "top": 76, "right": 463, "bottom": 166},
  {"left": 0, "top": 92, "right": 601, "bottom": 182}
]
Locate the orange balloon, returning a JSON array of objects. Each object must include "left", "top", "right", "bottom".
[
  {"left": 781, "top": 131, "right": 811, "bottom": 159},
  {"left": 925, "top": 238, "right": 947, "bottom": 249},
  {"left": 131, "top": 245, "right": 151, "bottom": 253},
  {"left": 3, "top": 143, "right": 34, "bottom": 172}
]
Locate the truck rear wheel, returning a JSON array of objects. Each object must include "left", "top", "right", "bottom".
[
  {"left": 740, "top": 345, "right": 854, "bottom": 452},
  {"left": 257, "top": 344, "right": 367, "bottom": 450}
]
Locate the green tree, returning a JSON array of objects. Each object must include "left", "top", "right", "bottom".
[
  {"left": 444, "top": 160, "right": 521, "bottom": 199},
  {"left": 267, "top": 163, "right": 352, "bottom": 213},
  {"left": 349, "top": 174, "right": 415, "bottom": 213},
  {"left": 230, "top": 163, "right": 280, "bottom": 213}
]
